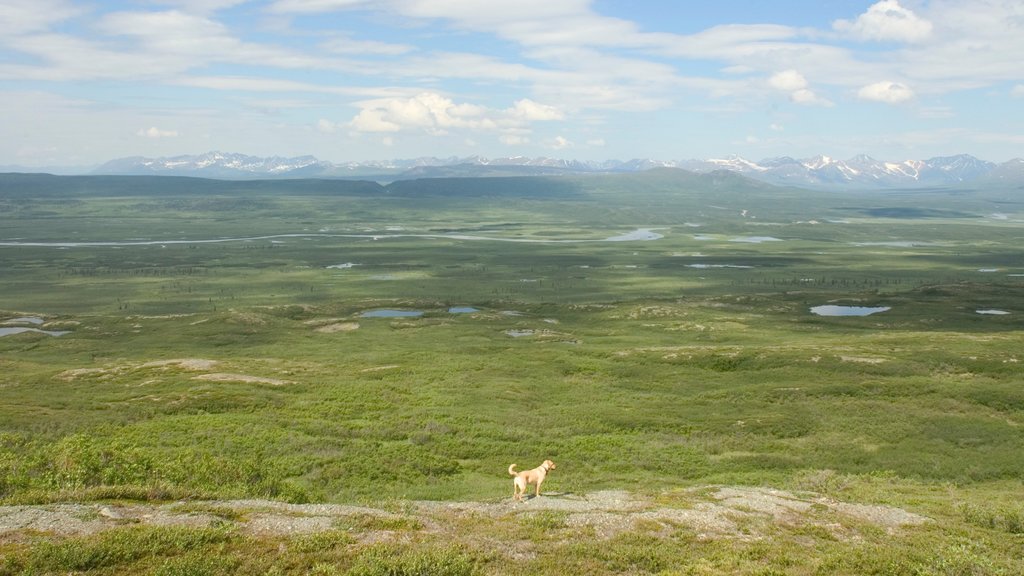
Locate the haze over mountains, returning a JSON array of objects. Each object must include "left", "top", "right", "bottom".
[{"left": 84, "top": 151, "right": 1024, "bottom": 189}]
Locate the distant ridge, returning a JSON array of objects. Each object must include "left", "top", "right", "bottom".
[{"left": 85, "top": 151, "right": 1024, "bottom": 188}]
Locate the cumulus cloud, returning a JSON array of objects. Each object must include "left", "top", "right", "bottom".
[
  {"left": 348, "top": 92, "right": 563, "bottom": 137},
  {"left": 768, "top": 69, "right": 808, "bottom": 92},
  {"left": 858, "top": 81, "right": 915, "bottom": 103},
  {"left": 834, "top": 0, "right": 933, "bottom": 43},
  {"left": 768, "top": 70, "right": 832, "bottom": 106},
  {"left": 137, "top": 126, "right": 179, "bottom": 138},
  {"left": 509, "top": 99, "right": 564, "bottom": 121},
  {"left": 548, "top": 135, "right": 573, "bottom": 150}
]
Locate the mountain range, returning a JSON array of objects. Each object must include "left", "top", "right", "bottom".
[{"left": 87, "top": 151, "right": 1024, "bottom": 189}]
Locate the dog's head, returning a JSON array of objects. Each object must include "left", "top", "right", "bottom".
[{"left": 543, "top": 459, "right": 556, "bottom": 470}]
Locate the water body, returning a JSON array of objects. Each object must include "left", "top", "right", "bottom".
[
  {"left": 976, "top": 309, "right": 1010, "bottom": 315},
  {"left": 506, "top": 329, "right": 535, "bottom": 337},
  {"left": 687, "top": 264, "right": 754, "bottom": 269},
  {"left": 811, "top": 305, "right": 891, "bottom": 317},
  {"left": 0, "top": 327, "right": 70, "bottom": 337},
  {"left": 851, "top": 241, "right": 948, "bottom": 248},
  {"left": 602, "top": 229, "right": 664, "bottom": 242},
  {"left": 4, "top": 317, "right": 45, "bottom": 325},
  {"left": 730, "top": 236, "right": 782, "bottom": 243},
  {"left": 326, "top": 263, "right": 359, "bottom": 269},
  {"left": 448, "top": 307, "right": 479, "bottom": 313},
  {"left": 360, "top": 310, "right": 424, "bottom": 318},
  {"left": 0, "top": 228, "right": 664, "bottom": 247}
]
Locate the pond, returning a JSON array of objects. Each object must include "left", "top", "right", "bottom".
[
  {"left": 448, "top": 307, "right": 479, "bottom": 313},
  {"left": 0, "top": 327, "right": 71, "bottom": 337},
  {"left": 976, "top": 309, "right": 1010, "bottom": 315},
  {"left": 4, "top": 317, "right": 45, "bottom": 325},
  {"left": 730, "top": 236, "right": 782, "bottom": 243},
  {"left": 360, "top": 310, "right": 424, "bottom": 318},
  {"left": 810, "top": 305, "right": 891, "bottom": 317}
]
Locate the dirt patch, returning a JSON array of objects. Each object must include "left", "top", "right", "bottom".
[
  {"left": 191, "top": 373, "right": 292, "bottom": 386},
  {"left": 839, "top": 355, "right": 887, "bottom": 364},
  {"left": 315, "top": 322, "right": 360, "bottom": 333},
  {"left": 360, "top": 365, "right": 400, "bottom": 372},
  {"left": 140, "top": 359, "right": 220, "bottom": 371},
  {"left": 0, "top": 487, "right": 930, "bottom": 545},
  {"left": 57, "top": 359, "right": 219, "bottom": 381}
]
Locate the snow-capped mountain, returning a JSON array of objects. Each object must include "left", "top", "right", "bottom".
[
  {"left": 93, "top": 151, "right": 331, "bottom": 178},
  {"left": 90, "top": 151, "right": 1019, "bottom": 188},
  {"left": 673, "top": 153, "right": 999, "bottom": 188}
]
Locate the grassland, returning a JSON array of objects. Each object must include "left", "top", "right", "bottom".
[{"left": 1, "top": 171, "right": 1022, "bottom": 574}]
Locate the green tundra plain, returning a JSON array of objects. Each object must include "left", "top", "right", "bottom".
[{"left": 1, "top": 170, "right": 1022, "bottom": 575}]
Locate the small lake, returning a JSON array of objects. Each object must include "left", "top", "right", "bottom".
[
  {"left": 730, "top": 236, "right": 782, "bottom": 243},
  {"left": 360, "top": 310, "right": 424, "bottom": 318},
  {"left": 4, "top": 317, "right": 45, "bottom": 325},
  {"left": 602, "top": 229, "right": 664, "bottom": 242},
  {"left": 687, "top": 264, "right": 753, "bottom": 269},
  {"left": 811, "top": 305, "right": 891, "bottom": 317},
  {"left": 976, "top": 309, "right": 1010, "bottom": 315},
  {"left": 0, "top": 327, "right": 70, "bottom": 337},
  {"left": 448, "top": 307, "right": 479, "bottom": 313}
]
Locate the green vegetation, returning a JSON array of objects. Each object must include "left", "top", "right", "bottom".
[{"left": 1, "top": 171, "right": 1022, "bottom": 573}]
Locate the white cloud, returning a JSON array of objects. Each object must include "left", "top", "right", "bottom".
[
  {"left": 770, "top": 123, "right": 784, "bottom": 132},
  {"left": 1013, "top": 85, "right": 1024, "bottom": 98},
  {"left": 0, "top": 0, "right": 81, "bottom": 35},
  {"left": 155, "top": 0, "right": 251, "bottom": 15},
  {"left": 509, "top": 99, "right": 564, "bottom": 121},
  {"left": 316, "top": 119, "right": 338, "bottom": 133},
  {"left": 790, "top": 89, "right": 832, "bottom": 106},
  {"left": 137, "top": 127, "right": 179, "bottom": 138},
  {"left": 349, "top": 92, "right": 491, "bottom": 134},
  {"left": 768, "top": 70, "right": 807, "bottom": 92},
  {"left": 348, "top": 92, "right": 562, "bottom": 137},
  {"left": 858, "top": 81, "right": 915, "bottom": 103},
  {"left": 319, "top": 35, "right": 415, "bottom": 56},
  {"left": 768, "top": 70, "right": 832, "bottom": 106},
  {"left": 548, "top": 135, "right": 573, "bottom": 150},
  {"left": 500, "top": 134, "right": 529, "bottom": 145},
  {"left": 834, "top": 0, "right": 933, "bottom": 43},
  {"left": 586, "top": 138, "right": 606, "bottom": 147}
]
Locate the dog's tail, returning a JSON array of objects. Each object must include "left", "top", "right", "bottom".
[{"left": 508, "top": 464, "right": 518, "bottom": 476}]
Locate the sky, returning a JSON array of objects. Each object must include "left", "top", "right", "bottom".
[{"left": 2, "top": 0, "right": 1023, "bottom": 167}]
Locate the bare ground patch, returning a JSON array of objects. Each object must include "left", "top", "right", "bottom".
[
  {"left": 57, "top": 359, "right": 220, "bottom": 381},
  {"left": 191, "top": 373, "right": 292, "bottom": 385},
  {"left": 0, "top": 487, "right": 930, "bottom": 548},
  {"left": 314, "top": 322, "right": 360, "bottom": 333}
]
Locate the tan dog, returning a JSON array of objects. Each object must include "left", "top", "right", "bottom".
[{"left": 508, "top": 460, "right": 556, "bottom": 501}]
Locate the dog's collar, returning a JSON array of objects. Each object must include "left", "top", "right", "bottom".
[{"left": 541, "top": 462, "right": 551, "bottom": 471}]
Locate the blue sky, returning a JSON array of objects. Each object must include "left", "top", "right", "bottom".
[{"left": 2, "top": 0, "right": 1023, "bottom": 167}]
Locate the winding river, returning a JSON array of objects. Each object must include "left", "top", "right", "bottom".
[{"left": 0, "top": 228, "right": 664, "bottom": 247}]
